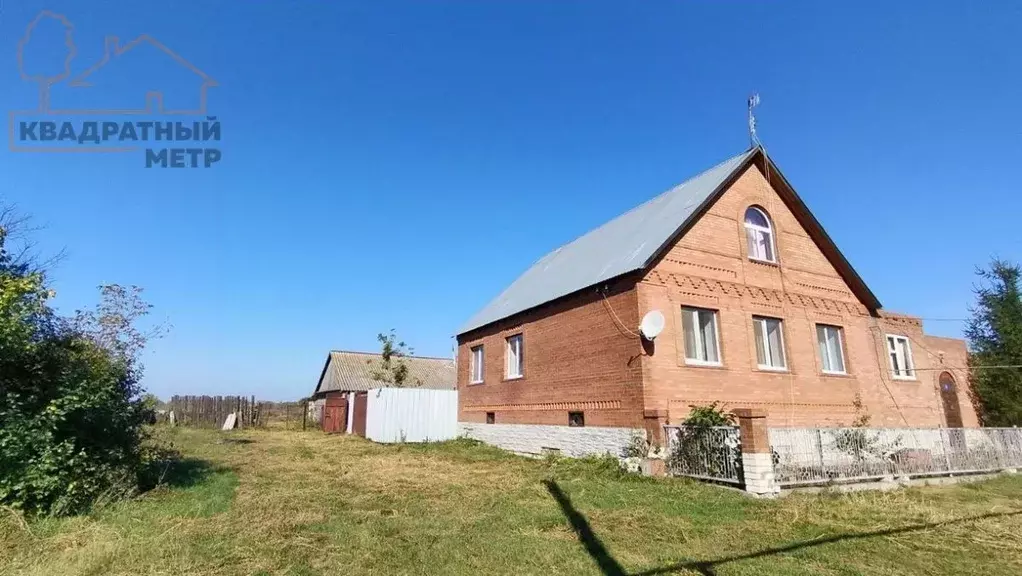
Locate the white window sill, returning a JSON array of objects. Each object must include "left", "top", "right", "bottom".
[
  {"left": 685, "top": 359, "right": 723, "bottom": 368},
  {"left": 892, "top": 374, "right": 917, "bottom": 381},
  {"left": 469, "top": 380, "right": 484, "bottom": 386},
  {"left": 822, "top": 370, "right": 848, "bottom": 376},
  {"left": 748, "top": 257, "right": 778, "bottom": 265},
  {"left": 504, "top": 375, "right": 523, "bottom": 381},
  {"left": 757, "top": 364, "right": 788, "bottom": 372}
]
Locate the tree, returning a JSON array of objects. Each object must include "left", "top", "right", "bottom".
[
  {"left": 17, "top": 11, "right": 77, "bottom": 111},
  {"left": 965, "top": 259, "right": 1022, "bottom": 426},
  {"left": 366, "top": 329, "right": 421, "bottom": 387},
  {"left": 0, "top": 208, "right": 167, "bottom": 515}
]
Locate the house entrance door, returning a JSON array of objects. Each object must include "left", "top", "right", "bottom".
[{"left": 939, "top": 372, "right": 964, "bottom": 428}]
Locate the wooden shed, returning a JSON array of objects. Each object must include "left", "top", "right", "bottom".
[{"left": 311, "top": 350, "right": 456, "bottom": 436}]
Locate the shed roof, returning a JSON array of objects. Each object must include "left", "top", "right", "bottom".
[
  {"left": 457, "top": 146, "right": 880, "bottom": 336},
  {"left": 313, "top": 351, "right": 456, "bottom": 395}
]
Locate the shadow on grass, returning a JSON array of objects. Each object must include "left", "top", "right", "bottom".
[
  {"left": 140, "top": 457, "right": 223, "bottom": 492},
  {"left": 544, "top": 479, "right": 1022, "bottom": 576},
  {"left": 543, "top": 480, "right": 626, "bottom": 576},
  {"left": 216, "top": 437, "right": 255, "bottom": 445}
]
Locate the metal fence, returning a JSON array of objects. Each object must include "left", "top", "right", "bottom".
[
  {"left": 769, "top": 427, "right": 1022, "bottom": 486},
  {"left": 664, "top": 425, "right": 743, "bottom": 484},
  {"left": 365, "top": 388, "right": 458, "bottom": 443}
]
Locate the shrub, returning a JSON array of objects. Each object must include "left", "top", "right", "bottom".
[
  {"left": 666, "top": 402, "right": 742, "bottom": 480},
  {"left": 0, "top": 224, "right": 164, "bottom": 515}
]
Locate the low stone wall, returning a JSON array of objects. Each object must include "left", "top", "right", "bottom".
[{"left": 459, "top": 422, "right": 639, "bottom": 458}]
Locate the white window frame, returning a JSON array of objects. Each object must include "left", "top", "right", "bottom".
[
  {"left": 505, "top": 334, "right": 523, "bottom": 379},
  {"left": 681, "top": 306, "right": 722, "bottom": 366},
  {"left": 816, "top": 324, "right": 847, "bottom": 375},
  {"left": 469, "top": 345, "right": 484, "bottom": 384},
  {"left": 886, "top": 334, "right": 916, "bottom": 380},
  {"left": 744, "top": 206, "right": 777, "bottom": 264},
  {"left": 753, "top": 316, "right": 787, "bottom": 371}
]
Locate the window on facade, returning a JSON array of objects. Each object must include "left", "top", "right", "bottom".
[
  {"left": 887, "top": 335, "right": 915, "bottom": 379},
  {"left": 505, "top": 334, "right": 524, "bottom": 379},
  {"left": 681, "top": 306, "right": 721, "bottom": 365},
  {"left": 753, "top": 316, "right": 787, "bottom": 370},
  {"left": 470, "top": 345, "right": 484, "bottom": 384},
  {"left": 568, "top": 411, "right": 585, "bottom": 427},
  {"left": 486, "top": 412, "right": 495, "bottom": 424},
  {"left": 744, "top": 206, "right": 776, "bottom": 263},
  {"left": 816, "top": 324, "right": 846, "bottom": 374}
]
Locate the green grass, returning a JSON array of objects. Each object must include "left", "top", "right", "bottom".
[{"left": 2, "top": 428, "right": 1021, "bottom": 575}]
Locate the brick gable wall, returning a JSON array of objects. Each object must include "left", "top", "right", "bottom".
[
  {"left": 458, "top": 162, "right": 979, "bottom": 432},
  {"left": 637, "top": 164, "right": 979, "bottom": 428}
]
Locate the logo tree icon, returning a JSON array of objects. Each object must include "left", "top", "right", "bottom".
[{"left": 17, "top": 11, "right": 77, "bottom": 112}]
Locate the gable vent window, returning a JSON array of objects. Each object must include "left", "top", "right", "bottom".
[
  {"left": 744, "top": 206, "right": 777, "bottom": 263},
  {"left": 568, "top": 411, "right": 585, "bottom": 427},
  {"left": 887, "top": 335, "right": 916, "bottom": 379}
]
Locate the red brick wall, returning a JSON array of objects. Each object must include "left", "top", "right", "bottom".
[
  {"left": 457, "top": 279, "right": 646, "bottom": 427},
  {"left": 920, "top": 334, "right": 980, "bottom": 427},
  {"left": 636, "top": 164, "right": 979, "bottom": 428},
  {"left": 458, "top": 162, "right": 979, "bottom": 430}
]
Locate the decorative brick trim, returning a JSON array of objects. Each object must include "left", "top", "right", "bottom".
[
  {"left": 663, "top": 258, "right": 738, "bottom": 278},
  {"left": 645, "top": 272, "right": 871, "bottom": 317},
  {"left": 881, "top": 314, "right": 924, "bottom": 328},
  {"left": 462, "top": 400, "right": 622, "bottom": 412},
  {"left": 796, "top": 281, "right": 851, "bottom": 297},
  {"left": 668, "top": 399, "right": 939, "bottom": 411}
]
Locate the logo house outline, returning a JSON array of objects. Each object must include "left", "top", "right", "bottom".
[{"left": 9, "top": 10, "right": 219, "bottom": 153}]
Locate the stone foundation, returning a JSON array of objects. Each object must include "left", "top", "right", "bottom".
[{"left": 459, "top": 422, "right": 639, "bottom": 458}]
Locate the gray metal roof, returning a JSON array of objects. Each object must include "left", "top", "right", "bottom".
[
  {"left": 458, "top": 148, "right": 757, "bottom": 335},
  {"left": 314, "top": 351, "right": 456, "bottom": 395}
]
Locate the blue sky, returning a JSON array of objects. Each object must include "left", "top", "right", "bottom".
[{"left": 1, "top": 1, "right": 1019, "bottom": 400}]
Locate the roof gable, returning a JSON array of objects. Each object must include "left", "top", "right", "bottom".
[
  {"left": 457, "top": 149, "right": 757, "bottom": 335},
  {"left": 313, "top": 351, "right": 457, "bottom": 394},
  {"left": 457, "top": 147, "right": 880, "bottom": 336}
]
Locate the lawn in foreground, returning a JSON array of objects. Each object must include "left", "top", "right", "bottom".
[{"left": 1, "top": 427, "right": 1020, "bottom": 576}]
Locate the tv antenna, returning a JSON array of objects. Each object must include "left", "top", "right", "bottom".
[{"left": 747, "top": 93, "right": 761, "bottom": 147}]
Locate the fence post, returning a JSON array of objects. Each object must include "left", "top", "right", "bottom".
[
  {"left": 644, "top": 409, "right": 669, "bottom": 448},
  {"left": 734, "top": 409, "right": 779, "bottom": 496}
]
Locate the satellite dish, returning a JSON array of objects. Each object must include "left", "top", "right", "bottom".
[{"left": 639, "top": 310, "right": 665, "bottom": 340}]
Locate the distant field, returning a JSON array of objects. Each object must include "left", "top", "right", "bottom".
[{"left": 2, "top": 428, "right": 1021, "bottom": 575}]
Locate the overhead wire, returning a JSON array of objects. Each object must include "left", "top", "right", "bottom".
[{"left": 599, "top": 286, "right": 642, "bottom": 339}]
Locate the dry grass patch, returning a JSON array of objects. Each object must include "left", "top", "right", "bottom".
[{"left": 2, "top": 427, "right": 1021, "bottom": 575}]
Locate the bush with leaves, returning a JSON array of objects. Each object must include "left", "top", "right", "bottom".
[
  {"left": 0, "top": 222, "right": 165, "bottom": 515},
  {"left": 831, "top": 393, "right": 900, "bottom": 466},
  {"left": 666, "top": 402, "right": 741, "bottom": 479}
]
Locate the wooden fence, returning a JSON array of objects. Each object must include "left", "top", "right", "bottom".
[
  {"left": 167, "top": 395, "right": 309, "bottom": 429},
  {"left": 168, "top": 395, "right": 259, "bottom": 428}
]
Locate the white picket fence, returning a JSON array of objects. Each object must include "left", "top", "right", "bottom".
[{"left": 365, "top": 388, "right": 458, "bottom": 443}]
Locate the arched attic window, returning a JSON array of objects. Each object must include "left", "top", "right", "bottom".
[{"left": 744, "top": 206, "right": 777, "bottom": 263}]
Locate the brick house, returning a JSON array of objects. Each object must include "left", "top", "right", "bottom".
[{"left": 455, "top": 147, "right": 978, "bottom": 455}]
